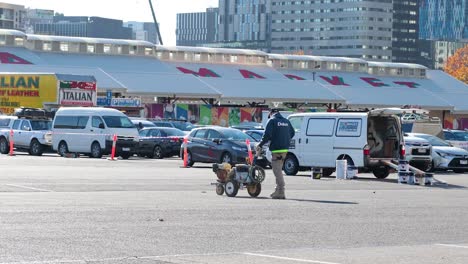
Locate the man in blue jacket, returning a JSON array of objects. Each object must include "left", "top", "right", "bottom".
[{"left": 257, "top": 109, "right": 295, "bottom": 199}]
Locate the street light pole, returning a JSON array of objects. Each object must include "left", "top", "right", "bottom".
[{"left": 148, "top": 0, "right": 164, "bottom": 45}]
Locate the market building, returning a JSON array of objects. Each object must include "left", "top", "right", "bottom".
[{"left": 0, "top": 29, "right": 467, "bottom": 128}]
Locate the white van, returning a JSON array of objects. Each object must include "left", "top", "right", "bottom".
[
  {"left": 283, "top": 109, "right": 405, "bottom": 179},
  {"left": 52, "top": 107, "right": 139, "bottom": 159}
]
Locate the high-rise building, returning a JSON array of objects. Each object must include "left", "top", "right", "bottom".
[
  {"left": 176, "top": 8, "right": 219, "bottom": 46},
  {"left": 33, "top": 16, "right": 132, "bottom": 39},
  {"left": 420, "top": 0, "right": 467, "bottom": 41},
  {"left": 270, "top": 0, "right": 393, "bottom": 61},
  {"left": 218, "top": 0, "right": 271, "bottom": 50},
  {"left": 0, "top": 2, "right": 26, "bottom": 31},
  {"left": 124, "top": 21, "right": 159, "bottom": 44},
  {"left": 392, "top": 0, "right": 419, "bottom": 63},
  {"left": 25, "top": 8, "right": 54, "bottom": 34}
]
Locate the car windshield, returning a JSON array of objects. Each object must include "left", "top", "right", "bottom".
[
  {"left": 221, "top": 129, "right": 251, "bottom": 141},
  {"left": 103, "top": 116, "right": 135, "bottom": 128},
  {"left": 172, "top": 122, "right": 194, "bottom": 131},
  {"left": 163, "top": 128, "right": 186, "bottom": 137},
  {"left": 452, "top": 132, "right": 468, "bottom": 141},
  {"left": 30, "top": 120, "right": 51, "bottom": 130},
  {"left": 417, "top": 134, "right": 451, "bottom": 147}
]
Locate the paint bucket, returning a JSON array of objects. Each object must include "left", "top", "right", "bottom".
[
  {"left": 311, "top": 168, "right": 322, "bottom": 180},
  {"left": 398, "top": 159, "right": 409, "bottom": 172},
  {"left": 346, "top": 165, "right": 358, "bottom": 179},
  {"left": 336, "top": 160, "right": 347, "bottom": 180},
  {"left": 398, "top": 171, "right": 415, "bottom": 184}
]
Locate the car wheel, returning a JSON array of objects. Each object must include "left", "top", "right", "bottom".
[
  {"left": 0, "top": 137, "right": 9, "bottom": 154},
  {"left": 283, "top": 155, "right": 299, "bottom": 176},
  {"left": 120, "top": 153, "right": 132, "bottom": 160},
  {"left": 29, "top": 139, "right": 43, "bottom": 156},
  {"left": 153, "top": 145, "right": 163, "bottom": 159},
  {"left": 225, "top": 180, "right": 239, "bottom": 197},
  {"left": 453, "top": 169, "right": 466, "bottom": 173},
  {"left": 247, "top": 183, "right": 262, "bottom": 197},
  {"left": 58, "top": 141, "right": 68, "bottom": 157},
  {"left": 186, "top": 151, "right": 195, "bottom": 166},
  {"left": 90, "top": 142, "right": 103, "bottom": 159},
  {"left": 220, "top": 152, "right": 232, "bottom": 164},
  {"left": 373, "top": 166, "right": 390, "bottom": 179},
  {"left": 425, "top": 161, "right": 435, "bottom": 172}
]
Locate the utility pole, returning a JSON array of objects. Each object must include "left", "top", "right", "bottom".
[{"left": 148, "top": 0, "right": 163, "bottom": 45}]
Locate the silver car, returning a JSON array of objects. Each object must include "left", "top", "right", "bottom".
[
  {"left": 408, "top": 133, "right": 468, "bottom": 173},
  {"left": 404, "top": 135, "right": 432, "bottom": 171}
]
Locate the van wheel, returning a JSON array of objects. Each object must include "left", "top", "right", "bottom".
[
  {"left": 58, "top": 141, "right": 68, "bottom": 157},
  {"left": 29, "top": 139, "right": 44, "bottom": 156},
  {"left": 0, "top": 137, "right": 9, "bottom": 154},
  {"left": 283, "top": 155, "right": 299, "bottom": 176},
  {"left": 90, "top": 142, "right": 103, "bottom": 159},
  {"left": 373, "top": 166, "right": 390, "bottom": 179}
]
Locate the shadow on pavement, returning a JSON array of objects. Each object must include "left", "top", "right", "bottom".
[
  {"left": 353, "top": 177, "right": 466, "bottom": 189},
  {"left": 233, "top": 196, "right": 358, "bottom": 204}
]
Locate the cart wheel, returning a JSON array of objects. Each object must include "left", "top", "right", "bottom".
[
  {"left": 247, "top": 183, "right": 262, "bottom": 197},
  {"left": 216, "top": 184, "right": 225, "bottom": 195},
  {"left": 225, "top": 180, "right": 239, "bottom": 197}
]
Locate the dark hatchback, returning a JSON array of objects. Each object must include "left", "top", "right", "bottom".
[
  {"left": 138, "top": 127, "right": 185, "bottom": 159},
  {"left": 181, "top": 127, "right": 256, "bottom": 166}
]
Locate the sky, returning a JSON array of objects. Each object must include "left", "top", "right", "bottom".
[{"left": 8, "top": 0, "right": 219, "bottom": 45}]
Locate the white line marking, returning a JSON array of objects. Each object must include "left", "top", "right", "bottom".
[
  {"left": 5, "top": 184, "right": 54, "bottom": 192},
  {"left": 435, "top": 244, "right": 468, "bottom": 249},
  {"left": 244, "top": 253, "right": 341, "bottom": 264}
]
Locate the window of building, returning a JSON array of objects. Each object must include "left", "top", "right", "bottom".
[
  {"left": 194, "top": 53, "right": 201, "bottom": 61},
  {"left": 43, "top": 42, "right": 52, "bottom": 51},
  {"left": 145, "top": 48, "right": 154, "bottom": 56},
  {"left": 14, "top": 37, "right": 24, "bottom": 46},
  {"left": 230, "top": 55, "right": 238, "bottom": 63},
  {"left": 60, "top": 42, "right": 69, "bottom": 52},
  {"left": 87, "top": 44, "right": 95, "bottom": 53},
  {"left": 0, "top": 35, "right": 6, "bottom": 45},
  {"left": 103, "top": 44, "right": 111, "bottom": 54}
]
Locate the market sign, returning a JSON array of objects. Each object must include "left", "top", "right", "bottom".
[
  {"left": 0, "top": 74, "right": 57, "bottom": 114},
  {"left": 58, "top": 78, "right": 97, "bottom": 107},
  {"left": 111, "top": 98, "right": 141, "bottom": 107}
]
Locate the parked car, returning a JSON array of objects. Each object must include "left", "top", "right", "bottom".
[
  {"left": 181, "top": 127, "right": 256, "bottom": 166},
  {"left": 282, "top": 109, "right": 406, "bottom": 178},
  {"left": 404, "top": 135, "right": 432, "bottom": 171},
  {"left": 151, "top": 120, "right": 195, "bottom": 134},
  {"left": 138, "top": 127, "right": 185, "bottom": 159},
  {"left": 231, "top": 122, "right": 264, "bottom": 131},
  {"left": 444, "top": 129, "right": 468, "bottom": 151},
  {"left": 52, "top": 107, "right": 139, "bottom": 159},
  {"left": 0, "top": 116, "right": 52, "bottom": 156},
  {"left": 244, "top": 129, "right": 270, "bottom": 168},
  {"left": 407, "top": 133, "right": 468, "bottom": 173},
  {"left": 244, "top": 130, "right": 264, "bottom": 142},
  {"left": 131, "top": 119, "right": 156, "bottom": 130}
]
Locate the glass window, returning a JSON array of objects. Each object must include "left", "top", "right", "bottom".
[
  {"left": 0, "top": 35, "right": 6, "bottom": 45},
  {"left": 12, "top": 120, "right": 21, "bottom": 130},
  {"left": 306, "top": 118, "right": 335, "bottom": 136},
  {"left": 163, "top": 128, "right": 186, "bottom": 137},
  {"left": 416, "top": 134, "right": 450, "bottom": 147},
  {"left": 221, "top": 129, "right": 250, "bottom": 141},
  {"left": 102, "top": 116, "right": 134, "bottom": 128},
  {"left": 21, "top": 121, "right": 31, "bottom": 131},
  {"left": 87, "top": 44, "right": 95, "bottom": 53},
  {"left": 288, "top": 116, "right": 303, "bottom": 133},
  {"left": 0, "top": 118, "right": 12, "bottom": 127},
  {"left": 30, "top": 120, "right": 51, "bottom": 131},
  {"left": 207, "top": 130, "right": 222, "bottom": 139},
  {"left": 194, "top": 129, "right": 207, "bottom": 139},
  {"left": 43, "top": 42, "right": 52, "bottom": 51},
  {"left": 150, "top": 129, "right": 162, "bottom": 137},
  {"left": 336, "top": 119, "right": 362, "bottom": 137},
  {"left": 54, "top": 116, "right": 89, "bottom": 129},
  {"left": 139, "top": 129, "right": 149, "bottom": 137},
  {"left": 60, "top": 42, "right": 69, "bottom": 52},
  {"left": 103, "top": 44, "right": 111, "bottom": 53},
  {"left": 14, "top": 37, "right": 24, "bottom": 46},
  {"left": 92, "top": 116, "right": 104, "bottom": 128}
]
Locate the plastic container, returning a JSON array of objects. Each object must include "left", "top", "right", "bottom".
[
  {"left": 336, "top": 160, "right": 347, "bottom": 180},
  {"left": 346, "top": 165, "right": 358, "bottom": 179},
  {"left": 398, "top": 159, "right": 409, "bottom": 172},
  {"left": 311, "top": 168, "right": 322, "bottom": 180}
]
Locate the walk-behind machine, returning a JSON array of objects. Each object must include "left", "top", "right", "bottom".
[{"left": 212, "top": 151, "right": 266, "bottom": 198}]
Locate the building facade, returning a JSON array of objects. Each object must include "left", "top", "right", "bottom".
[
  {"left": 25, "top": 8, "right": 54, "bottom": 34},
  {"left": 124, "top": 21, "right": 159, "bottom": 44},
  {"left": 218, "top": 0, "right": 271, "bottom": 50},
  {"left": 420, "top": 0, "right": 467, "bottom": 41},
  {"left": 0, "top": 2, "right": 26, "bottom": 31},
  {"left": 392, "top": 0, "right": 419, "bottom": 63},
  {"left": 33, "top": 16, "right": 132, "bottom": 39},
  {"left": 176, "top": 8, "right": 219, "bottom": 46},
  {"left": 270, "top": 0, "right": 393, "bottom": 61}
]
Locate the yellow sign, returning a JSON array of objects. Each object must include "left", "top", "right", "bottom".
[{"left": 0, "top": 74, "right": 57, "bottom": 114}]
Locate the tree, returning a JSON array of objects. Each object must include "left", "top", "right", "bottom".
[{"left": 444, "top": 45, "right": 468, "bottom": 84}]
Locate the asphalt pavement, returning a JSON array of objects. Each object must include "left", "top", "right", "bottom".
[{"left": 1, "top": 153, "right": 468, "bottom": 264}]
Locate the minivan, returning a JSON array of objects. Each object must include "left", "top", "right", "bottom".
[
  {"left": 283, "top": 109, "right": 405, "bottom": 179},
  {"left": 52, "top": 107, "right": 139, "bottom": 159}
]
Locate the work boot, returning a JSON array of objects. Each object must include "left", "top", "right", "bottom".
[{"left": 270, "top": 189, "right": 286, "bottom": 199}]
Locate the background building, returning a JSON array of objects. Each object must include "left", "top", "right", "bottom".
[
  {"left": 33, "top": 15, "right": 132, "bottom": 39},
  {"left": 176, "top": 8, "right": 218, "bottom": 46},
  {"left": 0, "top": 2, "right": 25, "bottom": 30},
  {"left": 25, "top": 8, "right": 54, "bottom": 34},
  {"left": 125, "top": 21, "right": 159, "bottom": 44},
  {"left": 392, "top": 0, "right": 419, "bottom": 63},
  {"left": 218, "top": 0, "right": 271, "bottom": 51},
  {"left": 270, "top": 0, "right": 393, "bottom": 61}
]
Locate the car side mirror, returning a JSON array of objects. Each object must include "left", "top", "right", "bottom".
[
  {"left": 26, "top": 127, "right": 31, "bottom": 131},
  {"left": 212, "top": 138, "right": 222, "bottom": 144},
  {"left": 138, "top": 122, "right": 144, "bottom": 130},
  {"left": 99, "top": 123, "right": 105, "bottom": 129}
]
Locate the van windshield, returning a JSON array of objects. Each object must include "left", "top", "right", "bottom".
[{"left": 103, "top": 116, "right": 135, "bottom": 128}]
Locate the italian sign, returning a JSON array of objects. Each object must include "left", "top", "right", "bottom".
[
  {"left": 0, "top": 74, "right": 57, "bottom": 114},
  {"left": 59, "top": 80, "right": 97, "bottom": 106}
]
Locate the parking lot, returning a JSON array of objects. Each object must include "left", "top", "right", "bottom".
[{"left": 1, "top": 153, "right": 468, "bottom": 264}]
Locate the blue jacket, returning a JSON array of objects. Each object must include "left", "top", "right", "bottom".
[{"left": 259, "top": 113, "right": 295, "bottom": 152}]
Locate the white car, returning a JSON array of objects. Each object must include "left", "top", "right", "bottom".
[
  {"left": 407, "top": 133, "right": 468, "bottom": 173},
  {"left": 404, "top": 135, "right": 432, "bottom": 171},
  {"left": 444, "top": 129, "right": 468, "bottom": 151}
]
